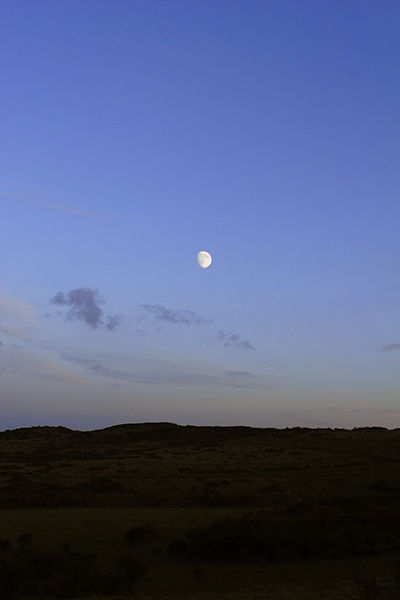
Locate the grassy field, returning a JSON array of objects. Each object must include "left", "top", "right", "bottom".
[{"left": 1, "top": 423, "right": 400, "bottom": 598}]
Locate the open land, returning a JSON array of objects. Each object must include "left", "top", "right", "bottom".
[{"left": 0, "top": 423, "right": 400, "bottom": 599}]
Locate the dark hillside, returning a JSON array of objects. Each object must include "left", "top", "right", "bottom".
[{"left": 1, "top": 423, "right": 400, "bottom": 511}]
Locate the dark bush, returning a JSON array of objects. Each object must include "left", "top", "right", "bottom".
[
  {"left": 17, "top": 533, "right": 33, "bottom": 548},
  {"left": 125, "top": 524, "right": 160, "bottom": 544},
  {"left": 351, "top": 575, "right": 385, "bottom": 600},
  {"left": 0, "top": 539, "right": 12, "bottom": 551},
  {"left": 186, "top": 514, "right": 269, "bottom": 562},
  {"left": 167, "top": 538, "right": 187, "bottom": 554},
  {"left": 114, "top": 554, "right": 148, "bottom": 593},
  {"left": 368, "top": 480, "right": 400, "bottom": 493},
  {"left": 185, "top": 507, "right": 400, "bottom": 563},
  {"left": 0, "top": 551, "right": 33, "bottom": 599},
  {"left": 29, "top": 548, "right": 100, "bottom": 596},
  {"left": 0, "top": 557, "right": 22, "bottom": 599},
  {"left": 0, "top": 541, "right": 148, "bottom": 598}
]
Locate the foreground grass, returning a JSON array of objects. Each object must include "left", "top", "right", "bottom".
[{"left": 1, "top": 506, "right": 399, "bottom": 599}]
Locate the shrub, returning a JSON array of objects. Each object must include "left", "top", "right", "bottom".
[
  {"left": 0, "top": 557, "right": 22, "bottom": 599},
  {"left": 185, "top": 506, "right": 400, "bottom": 563},
  {"left": 0, "top": 539, "right": 12, "bottom": 551},
  {"left": 167, "top": 538, "right": 187, "bottom": 554},
  {"left": 0, "top": 542, "right": 149, "bottom": 598},
  {"left": 352, "top": 575, "right": 384, "bottom": 600},
  {"left": 124, "top": 524, "right": 160, "bottom": 544},
  {"left": 16, "top": 533, "right": 33, "bottom": 548}
]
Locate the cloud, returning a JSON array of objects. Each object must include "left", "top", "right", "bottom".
[
  {"left": 0, "top": 293, "right": 36, "bottom": 344},
  {"left": 217, "top": 330, "right": 255, "bottom": 351},
  {"left": 0, "top": 323, "right": 27, "bottom": 339},
  {"left": 40, "top": 199, "right": 96, "bottom": 218},
  {"left": 277, "top": 406, "right": 400, "bottom": 429},
  {"left": 0, "top": 345, "right": 85, "bottom": 384},
  {"left": 51, "top": 288, "right": 104, "bottom": 328},
  {"left": 105, "top": 315, "right": 123, "bottom": 330},
  {"left": 381, "top": 343, "right": 400, "bottom": 352},
  {"left": 139, "top": 304, "right": 213, "bottom": 325},
  {"left": 60, "top": 350, "right": 266, "bottom": 390},
  {"left": 1, "top": 180, "right": 98, "bottom": 219},
  {"left": 225, "top": 370, "right": 251, "bottom": 379},
  {"left": 237, "top": 340, "right": 255, "bottom": 351},
  {"left": 50, "top": 288, "right": 123, "bottom": 331},
  {"left": 0, "top": 292, "right": 36, "bottom": 324}
]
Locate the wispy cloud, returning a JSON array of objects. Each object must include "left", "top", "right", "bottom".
[
  {"left": 0, "top": 292, "right": 36, "bottom": 345},
  {"left": 0, "top": 346, "right": 85, "bottom": 384},
  {"left": 278, "top": 406, "right": 400, "bottom": 429},
  {"left": 0, "top": 292, "right": 36, "bottom": 324},
  {"left": 381, "top": 343, "right": 400, "bottom": 352},
  {"left": 39, "top": 199, "right": 96, "bottom": 218},
  {"left": 217, "top": 330, "right": 255, "bottom": 351},
  {"left": 0, "top": 324, "right": 27, "bottom": 339},
  {"left": 60, "top": 350, "right": 265, "bottom": 390},
  {"left": 1, "top": 180, "right": 97, "bottom": 219},
  {"left": 138, "top": 304, "right": 213, "bottom": 325}
]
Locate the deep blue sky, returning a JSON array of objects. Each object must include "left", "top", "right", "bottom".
[{"left": 1, "top": 0, "right": 399, "bottom": 430}]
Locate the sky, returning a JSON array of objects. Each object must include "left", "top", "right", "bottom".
[{"left": 1, "top": 0, "right": 399, "bottom": 430}]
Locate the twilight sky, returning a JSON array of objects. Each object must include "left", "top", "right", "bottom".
[{"left": 1, "top": 0, "right": 399, "bottom": 430}]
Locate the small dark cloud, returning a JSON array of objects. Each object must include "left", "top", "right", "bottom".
[
  {"left": 106, "top": 315, "right": 122, "bottom": 330},
  {"left": 0, "top": 340, "right": 4, "bottom": 346},
  {"left": 139, "top": 304, "right": 213, "bottom": 325},
  {"left": 381, "top": 343, "right": 400, "bottom": 352},
  {"left": 51, "top": 291, "right": 67, "bottom": 305},
  {"left": 51, "top": 287, "right": 104, "bottom": 328},
  {"left": 237, "top": 340, "right": 255, "bottom": 351},
  {"left": 225, "top": 370, "right": 251, "bottom": 378},
  {"left": 217, "top": 330, "right": 255, "bottom": 351}
]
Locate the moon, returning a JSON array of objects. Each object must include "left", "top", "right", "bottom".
[{"left": 197, "top": 250, "right": 212, "bottom": 269}]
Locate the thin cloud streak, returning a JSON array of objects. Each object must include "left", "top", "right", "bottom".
[
  {"left": 217, "top": 330, "right": 255, "bottom": 351},
  {"left": 0, "top": 292, "right": 36, "bottom": 323},
  {"left": 40, "top": 199, "right": 97, "bottom": 218},
  {"left": 381, "top": 343, "right": 400, "bottom": 352},
  {"left": 138, "top": 304, "right": 213, "bottom": 325},
  {"left": 0, "top": 324, "right": 27, "bottom": 339},
  {"left": 278, "top": 406, "right": 400, "bottom": 429},
  {"left": 1, "top": 180, "right": 98, "bottom": 219},
  {"left": 0, "top": 346, "right": 85, "bottom": 385},
  {"left": 60, "top": 350, "right": 267, "bottom": 390}
]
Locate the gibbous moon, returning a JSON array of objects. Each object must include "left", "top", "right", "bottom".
[{"left": 197, "top": 250, "right": 212, "bottom": 269}]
